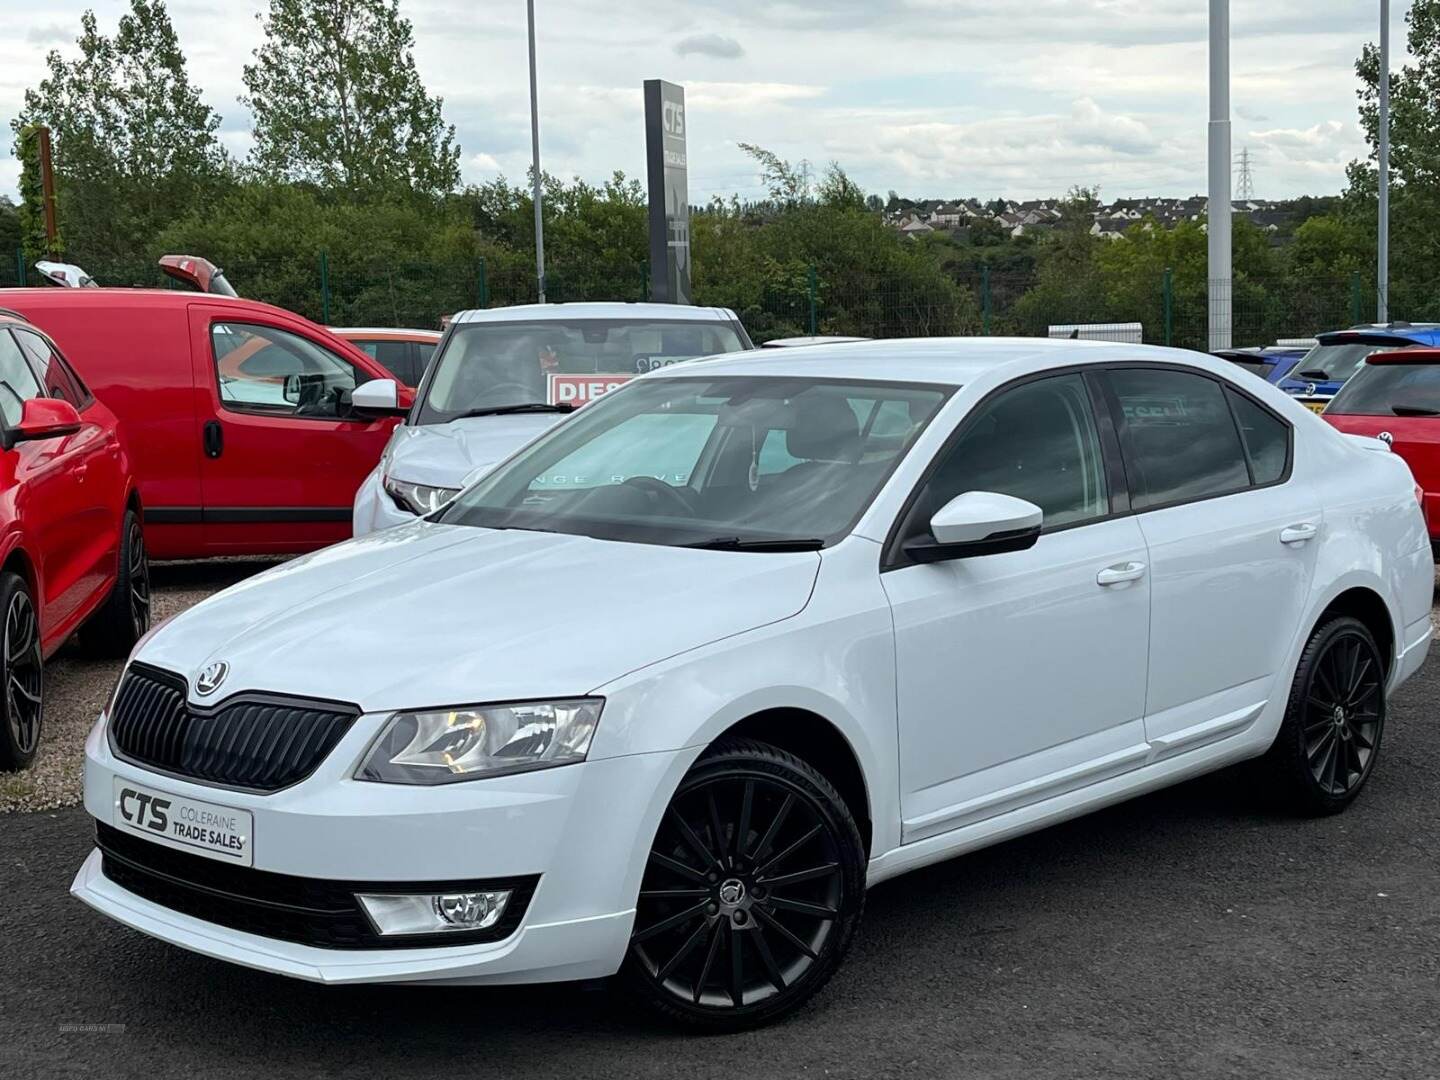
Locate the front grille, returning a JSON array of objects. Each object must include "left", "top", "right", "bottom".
[
  {"left": 96, "top": 822, "right": 539, "bottom": 949},
  {"left": 108, "top": 663, "right": 359, "bottom": 792}
]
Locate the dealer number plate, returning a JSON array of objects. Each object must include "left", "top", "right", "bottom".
[{"left": 112, "top": 777, "right": 253, "bottom": 866}]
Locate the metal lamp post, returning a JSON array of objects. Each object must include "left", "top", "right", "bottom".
[
  {"left": 1378, "top": 0, "right": 1390, "bottom": 323},
  {"left": 527, "top": 0, "right": 546, "bottom": 303},
  {"left": 1207, "top": 0, "right": 1232, "bottom": 350}
]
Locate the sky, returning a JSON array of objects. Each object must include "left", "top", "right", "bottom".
[{"left": 0, "top": 1, "right": 1413, "bottom": 205}]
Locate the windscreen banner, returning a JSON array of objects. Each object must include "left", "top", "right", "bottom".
[{"left": 548, "top": 373, "right": 634, "bottom": 407}]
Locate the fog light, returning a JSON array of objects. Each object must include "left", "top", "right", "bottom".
[{"left": 357, "top": 889, "right": 511, "bottom": 936}]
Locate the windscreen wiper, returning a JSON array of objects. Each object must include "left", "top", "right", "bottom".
[
  {"left": 1299, "top": 368, "right": 1330, "bottom": 380},
  {"left": 681, "top": 536, "right": 826, "bottom": 551},
  {"left": 1391, "top": 404, "right": 1440, "bottom": 417},
  {"left": 451, "top": 403, "right": 576, "bottom": 419}
]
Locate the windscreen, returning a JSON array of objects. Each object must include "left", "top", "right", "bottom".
[
  {"left": 417, "top": 318, "right": 747, "bottom": 424},
  {"left": 1326, "top": 362, "right": 1440, "bottom": 416},
  {"left": 437, "top": 375, "right": 949, "bottom": 548}
]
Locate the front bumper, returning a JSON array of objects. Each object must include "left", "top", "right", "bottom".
[
  {"left": 74, "top": 714, "right": 691, "bottom": 985},
  {"left": 352, "top": 467, "right": 416, "bottom": 537}
]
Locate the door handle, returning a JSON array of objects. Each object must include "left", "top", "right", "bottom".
[
  {"left": 203, "top": 420, "right": 224, "bottom": 459},
  {"left": 1279, "top": 522, "right": 1318, "bottom": 545},
  {"left": 1097, "top": 561, "right": 1147, "bottom": 586}
]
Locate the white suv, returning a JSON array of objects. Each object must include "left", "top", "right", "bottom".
[{"left": 352, "top": 302, "right": 753, "bottom": 534}]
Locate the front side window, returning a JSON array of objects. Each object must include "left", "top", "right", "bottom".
[
  {"left": 439, "top": 375, "right": 948, "bottom": 548},
  {"left": 418, "top": 319, "right": 748, "bottom": 425},
  {"left": 914, "top": 373, "right": 1109, "bottom": 532},
  {"left": 211, "top": 322, "right": 360, "bottom": 419},
  {"left": 1107, "top": 368, "right": 1250, "bottom": 509},
  {"left": 0, "top": 331, "right": 46, "bottom": 427}
]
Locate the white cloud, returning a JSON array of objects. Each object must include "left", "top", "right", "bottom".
[{"left": 674, "top": 32, "right": 744, "bottom": 59}]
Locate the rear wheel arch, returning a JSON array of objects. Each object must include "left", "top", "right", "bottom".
[
  {"left": 1314, "top": 586, "right": 1396, "bottom": 679},
  {"left": 1, "top": 544, "right": 37, "bottom": 603},
  {"left": 714, "top": 708, "right": 872, "bottom": 857}
]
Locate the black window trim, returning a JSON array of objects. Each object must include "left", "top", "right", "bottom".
[
  {"left": 880, "top": 360, "right": 1295, "bottom": 572},
  {"left": 208, "top": 319, "right": 372, "bottom": 424}
]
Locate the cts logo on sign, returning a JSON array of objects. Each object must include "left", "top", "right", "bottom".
[
  {"left": 196, "top": 661, "right": 229, "bottom": 696},
  {"left": 547, "top": 374, "right": 633, "bottom": 408},
  {"left": 662, "top": 101, "right": 685, "bottom": 138},
  {"left": 117, "top": 786, "right": 171, "bottom": 833}
]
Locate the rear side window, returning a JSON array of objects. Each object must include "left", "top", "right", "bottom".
[
  {"left": 1226, "top": 388, "right": 1290, "bottom": 484},
  {"left": 1327, "top": 362, "right": 1440, "bottom": 417},
  {"left": 0, "top": 331, "right": 46, "bottom": 427},
  {"left": 13, "top": 328, "right": 92, "bottom": 406},
  {"left": 354, "top": 339, "right": 415, "bottom": 384},
  {"left": 1107, "top": 368, "right": 1250, "bottom": 510}
]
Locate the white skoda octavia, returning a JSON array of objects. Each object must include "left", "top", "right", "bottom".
[{"left": 74, "top": 339, "right": 1432, "bottom": 1029}]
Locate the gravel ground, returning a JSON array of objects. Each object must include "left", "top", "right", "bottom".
[{"left": 0, "top": 560, "right": 281, "bottom": 813}]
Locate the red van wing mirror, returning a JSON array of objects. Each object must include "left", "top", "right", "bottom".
[{"left": 5, "top": 398, "right": 83, "bottom": 450}]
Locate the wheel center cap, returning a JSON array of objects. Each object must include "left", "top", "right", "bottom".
[
  {"left": 1333, "top": 705, "right": 1347, "bottom": 729},
  {"left": 718, "top": 878, "right": 746, "bottom": 906}
]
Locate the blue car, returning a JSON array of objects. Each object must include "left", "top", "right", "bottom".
[
  {"left": 1278, "top": 323, "right": 1440, "bottom": 412},
  {"left": 1213, "top": 346, "right": 1308, "bottom": 386}
]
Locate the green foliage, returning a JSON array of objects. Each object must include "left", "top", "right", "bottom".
[
  {"left": 241, "top": 0, "right": 460, "bottom": 199},
  {"left": 11, "top": 0, "right": 229, "bottom": 262},
  {"left": 13, "top": 127, "right": 57, "bottom": 260}
]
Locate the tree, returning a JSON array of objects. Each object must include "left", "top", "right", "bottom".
[
  {"left": 11, "top": 0, "right": 230, "bottom": 261},
  {"left": 737, "top": 143, "right": 811, "bottom": 206},
  {"left": 242, "top": 0, "right": 460, "bottom": 199}
]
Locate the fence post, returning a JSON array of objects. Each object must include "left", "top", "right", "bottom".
[
  {"left": 1350, "top": 271, "right": 1362, "bottom": 325},
  {"left": 477, "top": 258, "right": 489, "bottom": 307},
  {"left": 318, "top": 251, "right": 332, "bottom": 324},
  {"left": 980, "top": 264, "right": 991, "bottom": 334},
  {"left": 15, "top": 248, "right": 25, "bottom": 286},
  {"left": 641, "top": 261, "right": 649, "bottom": 301},
  {"left": 807, "top": 265, "right": 818, "bottom": 334},
  {"left": 1163, "top": 267, "right": 1174, "bottom": 346}
]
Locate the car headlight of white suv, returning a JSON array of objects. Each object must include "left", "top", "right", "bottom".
[
  {"left": 383, "top": 476, "right": 461, "bottom": 515},
  {"left": 356, "top": 699, "right": 603, "bottom": 784}
]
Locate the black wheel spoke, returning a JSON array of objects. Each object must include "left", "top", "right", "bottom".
[
  {"left": 757, "top": 861, "right": 840, "bottom": 890},
  {"left": 757, "top": 823, "right": 824, "bottom": 879},
  {"left": 706, "top": 790, "right": 729, "bottom": 861},
  {"left": 749, "top": 925, "right": 787, "bottom": 991},
  {"left": 638, "top": 886, "right": 709, "bottom": 900},
  {"left": 754, "top": 905, "right": 818, "bottom": 959},
  {"left": 649, "top": 851, "right": 707, "bottom": 884},
  {"left": 767, "top": 895, "right": 838, "bottom": 920},
  {"left": 655, "top": 917, "right": 711, "bottom": 984},
  {"left": 693, "top": 921, "right": 724, "bottom": 1004},
  {"left": 670, "top": 808, "right": 721, "bottom": 871},
  {"left": 634, "top": 900, "right": 708, "bottom": 943},
  {"left": 736, "top": 780, "right": 755, "bottom": 859},
  {"left": 728, "top": 923, "right": 745, "bottom": 1006},
  {"left": 750, "top": 792, "right": 794, "bottom": 866}
]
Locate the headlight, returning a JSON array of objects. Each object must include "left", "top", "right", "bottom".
[
  {"left": 383, "top": 476, "right": 461, "bottom": 515},
  {"left": 356, "top": 699, "right": 602, "bottom": 784}
]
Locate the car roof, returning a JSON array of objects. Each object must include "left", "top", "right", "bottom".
[
  {"left": 449, "top": 302, "right": 739, "bottom": 325},
  {"left": 0, "top": 286, "right": 310, "bottom": 322},
  {"left": 654, "top": 336, "right": 1211, "bottom": 387},
  {"left": 331, "top": 327, "right": 442, "bottom": 340}
]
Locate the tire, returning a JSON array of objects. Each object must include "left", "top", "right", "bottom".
[
  {"left": 621, "top": 737, "right": 866, "bottom": 1031},
  {"left": 1260, "top": 615, "right": 1386, "bottom": 816},
  {"left": 80, "top": 509, "right": 151, "bottom": 659},
  {"left": 0, "top": 571, "right": 43, "bottom": 772}
]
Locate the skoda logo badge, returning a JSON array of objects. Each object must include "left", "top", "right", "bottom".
[
  {"left": 1377, "top": 431, "right": 1395, "bottom": 446},
  {"left": 196, "top": 661, "right": 229, "bottom": 696}
]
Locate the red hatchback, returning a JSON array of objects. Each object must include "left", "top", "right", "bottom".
[
  {"left": 1323, "top": 348, "right": 1440, "bottom": 556},
  {"left": 2, "top": 290, "right": 410, "bottom": 558},
  {"left": 0, "top": 309, "right": 148, "bottom": 770}
]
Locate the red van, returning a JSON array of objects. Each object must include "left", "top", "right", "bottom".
[{"left": 2, "top": 290, "right": 409, "bottom": 559}]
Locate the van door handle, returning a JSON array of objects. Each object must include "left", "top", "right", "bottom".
[
  {"left": 203, "top": 420, "right": 224, "bottom": 459},
  {"left": 1097, "top": 561, "right": 1147, "bottom": 586},
  {"left": 1279, "top": 522, "right": 1318, "bottom": 545}
]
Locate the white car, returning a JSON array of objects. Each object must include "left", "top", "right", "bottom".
[
  {"left": 74, "top": 339, "right": 1432, "bottom": 1030},
  {"left": 352, "top": 302, "right": 753, "bottom": 535}
]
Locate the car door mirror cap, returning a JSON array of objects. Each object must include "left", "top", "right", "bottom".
[
  {"left": 905, "top": 491, "right": 1043, "bottom": 562},
  {"left": 352, "top": 378, "right": 405, "bottom": 416},
  {"left": 5, "top": 397, "right": 82, "bottom": 449}
]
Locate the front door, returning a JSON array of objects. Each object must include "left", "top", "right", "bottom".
[
  {"left": 883, "top": 372, "right": 1152, "bottom": 843},
  {"left": 187, "top": 306, "right": 400, "bottom": 553}
]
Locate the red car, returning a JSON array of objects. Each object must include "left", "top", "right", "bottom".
[
  {"left": 1323, "top": 347, "right": 1440, "bottom": 556},
  {"left": 1, "top": 290, "right": 411, "bottom": 559},
  {"left": 0, "top": 309, "right": 148, "bottom": 770}
]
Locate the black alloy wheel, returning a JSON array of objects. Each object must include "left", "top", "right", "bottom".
[
  {"left": 81, "top": 509, "right": 151, "bottom": 657},
  {"left": 0, "top": 572, "right": 43, "bottom": 771},
  {"left": 126, "top": 516, "right": 152, "bottom": 639},
  {"left": 624, "top": 739, "right": 865, "bottom": 1030},
  {"left": 1263, "top": 615, "right": 1386, "bottom": 814}
]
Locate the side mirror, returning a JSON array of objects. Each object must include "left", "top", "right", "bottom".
[
  {"left": 904, "top": 491, "right": 1043, "bottom": 563},
  {"left": 351, "top": 378, "right": 406, "bottom": 416},
  {"left": 282, "top": 373, "right": 302, "bottom": 405},
  {"left": 4, "top": 398, "right": 82, "bottom": 450}
]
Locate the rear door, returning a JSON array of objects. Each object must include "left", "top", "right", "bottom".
[
  {"left": 186, "top": 304, "right": 402, "bottom": 553},
  {"left": 1101, "top": 365, "right": 1319, "bottom": 749}
]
